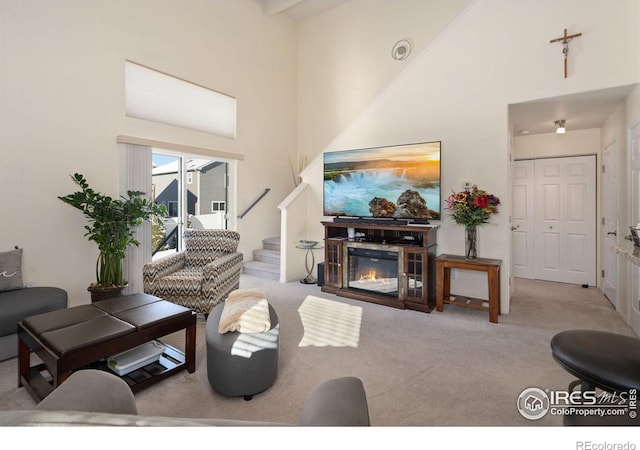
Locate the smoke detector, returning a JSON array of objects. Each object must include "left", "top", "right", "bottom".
[{"left": 391, "top": 39, "right": 412, "bottom": 61}]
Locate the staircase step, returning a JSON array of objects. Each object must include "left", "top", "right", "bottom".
[
  {"left": 253, "top": 248, "right": 280, "bottom": 265},
  {"left": 262, "top": 236, "right": 281, "bottom": 252},
  {"left": 242, "top": 260, "right": 280, "bottom": 281}
]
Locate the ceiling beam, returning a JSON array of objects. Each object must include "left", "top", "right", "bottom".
[{"left": 262, "top": 0, "right": 303, "bottom": 16}]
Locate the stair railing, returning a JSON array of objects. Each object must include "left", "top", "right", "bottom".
[
  {"left": 152, "top": 226, "right": 179, "bottom": 256},
  {"left": 238, "top": 188, "right": 270, "bottom": 219}
]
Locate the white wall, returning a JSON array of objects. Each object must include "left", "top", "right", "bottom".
[
  {"left": 297, "top": 0, "right": 472, "bottom": 159},
  {"left": 514, "top": 129, "right": 601, "bottom": 160},
  {"left": 298, "top": 0, "right": 640, "bottom": 312},
  {"left": 0, "top": 0, "right": 297, "bottom": 306}
]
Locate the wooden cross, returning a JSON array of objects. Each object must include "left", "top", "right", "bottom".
[{"left": 550, "top": 28, "right": 582, "bottom": 78}]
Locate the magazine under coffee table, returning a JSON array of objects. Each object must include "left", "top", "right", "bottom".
[{"left": 17, "top": 293, "right": 196, "bottom": 401}]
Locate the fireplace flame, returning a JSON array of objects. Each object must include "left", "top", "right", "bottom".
[{"left": 359, "top": 270, "right": 378, "bottom": 282}]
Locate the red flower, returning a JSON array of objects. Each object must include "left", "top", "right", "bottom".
[
  {"left": 445, "top": 185, "right": 500, "bottom": 226},
  {"left": 474, "top": 195, "right": 489, "bottom": 208}
]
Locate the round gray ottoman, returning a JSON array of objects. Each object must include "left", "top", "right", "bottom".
[{"left": 206, "top": 302, "right": 279, "bottom": 400}]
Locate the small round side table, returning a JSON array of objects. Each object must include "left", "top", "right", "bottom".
[{"left": 296, "top": 244, "right": 323, "bottom": 284}]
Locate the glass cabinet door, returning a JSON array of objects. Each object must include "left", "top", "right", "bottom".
[{"left": 325, "top": 240, "right": 343, "bottom": 287}]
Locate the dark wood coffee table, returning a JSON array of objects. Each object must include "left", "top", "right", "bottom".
[{"left": 18, "top": 293, "right": 196, "bottom": 401}]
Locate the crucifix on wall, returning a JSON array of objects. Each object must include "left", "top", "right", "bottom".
[{"left": 550, "top": 28, "right": 582, "bottom": 78}]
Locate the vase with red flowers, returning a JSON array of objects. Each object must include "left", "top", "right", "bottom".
[{"left": 445, "top": 185, "right": 501, "bottom": 259}]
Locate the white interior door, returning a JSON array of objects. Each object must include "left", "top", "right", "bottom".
[
  {"left": 629, "top": 123, "right": 640, "bottom": 335},
  {"left": 601, "top": 140, "right": 617, "bottom": 306},
  {"left": 512, "top": 160, "right": 535, "bottom": 278},
  {"left": 534, "top": 156, "right": 596, "bottom": 286}
]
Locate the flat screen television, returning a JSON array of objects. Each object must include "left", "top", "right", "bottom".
[{"left": 323, "top": 141, "right": 441, "bottom": 221}]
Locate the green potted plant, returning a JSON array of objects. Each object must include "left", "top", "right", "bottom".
[{"left": 59, "top": 173, "right": 167, "bottom": 301}]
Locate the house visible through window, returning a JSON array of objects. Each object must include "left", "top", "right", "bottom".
[{"left": 152, "top": 152, "right": 229, "bottom": 260}]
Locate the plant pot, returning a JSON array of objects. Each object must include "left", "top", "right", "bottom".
[{"left": 88, "top": 284, "right": 127, "bottom": 303}]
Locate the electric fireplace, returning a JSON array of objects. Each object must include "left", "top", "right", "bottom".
[
  {"left": 322, "top": 221, "right": 438, "bottom": 313},
  {"left": 347, "top": 247, "right": 399, "bottom": 297}
]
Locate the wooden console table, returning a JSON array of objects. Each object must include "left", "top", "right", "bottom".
[{"left": 435, "top": 254, "right": 501, "bottom": 323}]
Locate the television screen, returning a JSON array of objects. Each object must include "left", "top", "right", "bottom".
[{"left": 323, "top": 141, "right": 441, "bottom": 221}]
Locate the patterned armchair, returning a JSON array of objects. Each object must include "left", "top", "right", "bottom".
[{"left": 143, "top": 229, "right": 243, "bottom": 315}]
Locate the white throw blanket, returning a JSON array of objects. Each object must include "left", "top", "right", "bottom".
[{"left": 218, "top": 288, "right": 271, "bottom": 334}]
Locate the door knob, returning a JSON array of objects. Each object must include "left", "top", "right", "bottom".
[{"left": 511, "top": 225, "right": 519, "bottom": 231}]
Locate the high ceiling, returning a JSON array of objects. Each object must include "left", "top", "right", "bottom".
[{"left": 259, "top": 1, "right": 636, "bottom": 137}]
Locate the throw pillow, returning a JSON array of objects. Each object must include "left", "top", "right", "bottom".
[{"left": 0, "top": 247, "right": 24, "bottom": 291}]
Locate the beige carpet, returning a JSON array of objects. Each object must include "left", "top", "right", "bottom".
[{"left": 0, "top": 274, "right": 636, "bottom": 428}]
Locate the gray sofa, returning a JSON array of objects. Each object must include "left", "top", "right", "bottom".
[
  {"left": 0, "top": 369, "right": 370, "bottom": 426},
  {"left": 0, "top": 287, "right": 68, "bottom": 361}
]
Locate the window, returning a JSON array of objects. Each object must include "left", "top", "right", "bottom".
[
  {"left": 167, "top": 201, "right": 178, "bottom": 217},
  {"left": 152, "top": 152, "right": 230, "bottom": 259},
  {"left": 121, "top": 60, "right": 240, "bottom": 264},
  {"left": 125, "top": 61, "right": 236, "bottom": 138},
  {"left": 211, "top": 201, "right": 226, "bottom": 212}
]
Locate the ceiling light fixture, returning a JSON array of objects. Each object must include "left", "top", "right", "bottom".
[{"left": 555, "top": 120, "right": 566, "bottom": 134}]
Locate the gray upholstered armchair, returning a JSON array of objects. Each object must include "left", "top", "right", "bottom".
[{"left": 143, "top": 229, "right": 243, "bottom": 315}]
